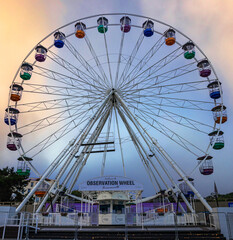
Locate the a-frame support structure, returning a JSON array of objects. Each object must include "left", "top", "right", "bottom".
[{"left": 16, "top": 90, "right": 213, "bottom": 214}]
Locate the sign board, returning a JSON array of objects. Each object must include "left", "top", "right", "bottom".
[
  {"left": 79, "top": 176, "right": 143, "bottom": 192},
  {"left": 228, "top": 202, "right": 233, "bottom": 207}
]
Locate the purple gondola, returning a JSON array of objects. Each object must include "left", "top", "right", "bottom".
[
  {"left": 35, "top": 45, "right": 47, "bottom": 62},
  {"left": 7, "top": 132, "right": 22, "bottom": 151},
  {"left": 120, "top": 16, "right": 131, "bottom": 33}
]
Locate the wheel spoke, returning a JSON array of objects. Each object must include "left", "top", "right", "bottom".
[
  {"left": 23, "top": 106, "right": 96, "bottom": 158},
  {"left": 135, "top": 110, "right": 206, "bottom": 156},
  {"left": 118, "top": 35, "right": 164, "bottom": 88},
  {"left": 117, "top": 31, "right": 145, "bottom": 87},
  {"left": 123, "top": 61, "right": 198, "bottom": 92},
  {"left": 123, "top": 79, "right": 212, "bottom": 96},
  {"left": 102, "top": 26, "right": 113, "bottom": 87},
  {"left": 84, "top": 34, "right": 111, "bottom": 88},
  {"left": 121, "top": 47, "right": 183, "bottom": 90},
  {"left": 17, "top": 99, "right": 101, "bottom": 135},
  {"left": 124, "top": 95, "right": 213, "bottom": 111},
  {"left": 126, "top": 100, "right": 213, "bottom": 133},
  {"left": 11, "top": 96, "right": 101, "bottom": 113},
  {"left": 47, "top": 49, "right": 107, "bottom": 91},
  {"left": 31, "top": 64, "right": 106, "bottom": 92},
  {"left": 114, "top": 31, "right": 126, "bottom": 88},
  {"left": 15, "top": 82, "right": 105, "bottom": 98},
  {"left": 65, "top": 38, "right": 105, "bottom": 88}
]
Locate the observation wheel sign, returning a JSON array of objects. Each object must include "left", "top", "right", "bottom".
[{"left": 79, "top": 176, "right": 143, "bottom": 191}]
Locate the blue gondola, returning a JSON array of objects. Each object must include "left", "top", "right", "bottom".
[
  {"left": 4, "top": 108, "right": 19, "bottom": 125},
  {"left": 54, "top": 32, "right": 65, "bottom": 48},
  {"left": 207, "top": 81, "right": 221, "bottom": 99},
  {"left": 142, "top": 20, "right": 154, "bottom": 37}
]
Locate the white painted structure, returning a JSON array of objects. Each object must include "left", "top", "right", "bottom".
[{"left": 10, "top": 14, "right": 222, "bottom": 216}]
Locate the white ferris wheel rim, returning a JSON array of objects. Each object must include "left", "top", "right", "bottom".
[{"left": 7, "top": 13, "right": 224, "bottom": 180}]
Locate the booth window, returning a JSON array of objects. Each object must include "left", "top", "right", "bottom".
[
  {"left": 100, "top": 204, "right": 110, "bottom": 214},
  {"left": 113, "top": 202, "right": 124, "bottom": 214}
]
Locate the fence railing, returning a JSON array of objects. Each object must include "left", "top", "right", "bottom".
[
  {"left": 21, "top": 212, "right": 217, "bottom": 227},
  {"left": 2, "top": 211, "right": 233, "bottom": 240},
  {"left": 213, "top": 212, "right": 233, "bottom": 240},
  {"left": 1, "top": 211, "right": 228, "bottom": 240},
  {"left": 1, "top": 212, "right": 34, "bottom": 240}
]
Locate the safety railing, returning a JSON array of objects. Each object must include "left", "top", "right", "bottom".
[
  {"left": 2, "top": 210, "right": 233, "bottom": 240},
  {"left": 23, "top": 212, "right": 220, "bottom": 227},
  {"left": 211, "top": 211, "right": 233, "bottom": 240},
  {"left": 1, "top": 212, "right": 35, "bottom": 240},
  {"left": 55, "top": 203, "right": 79, "bottom": 213},
  {"left": 1, "top": 211, "right": 229, "bottom": 230}
]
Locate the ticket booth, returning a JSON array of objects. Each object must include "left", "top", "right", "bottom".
[{"left": 78, "top": 176, "right": 143, "bottom": 225}]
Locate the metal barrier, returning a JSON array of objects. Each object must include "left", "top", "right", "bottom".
[
  {"left": 226, "top": 213, "right": 233, "bottom": 240},
  {"left": 212, "top": 211, "right": 233, "bottom": 240},
  {"left": 2, "top": 211, "right": 230, "bottom": 240},
  {"left": 1, "top": 212, "right": 34, "bottom": 240},
  {"left": 24, "top": 212, "right": 219, "bottom": 227}
]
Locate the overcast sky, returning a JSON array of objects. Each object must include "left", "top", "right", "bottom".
[{"left": 0, "top": 0, "right": 233, "bottom": 197}]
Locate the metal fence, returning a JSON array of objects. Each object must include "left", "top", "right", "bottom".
[
  {"left": 227, "top": 213, "right": 233, "bottom": 240},
  {"left": 13, "top": 212, "right": 217, "bottom": 227},
  {"left": 213, "top": 212, "right": 233, "bottom": 240},
  {"left": 1, "top": 212, "right": 34, "bottom": 240},
  {"left": 2, "top": 211, "right": 233, "bottom": 240}
]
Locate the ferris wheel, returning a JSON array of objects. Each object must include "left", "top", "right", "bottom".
[{"left": 5, "top": 13, "right": 227, "bottom": 213}]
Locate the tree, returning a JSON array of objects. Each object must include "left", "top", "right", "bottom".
[{"left": 0, "top": 167, "right": 29, "bottom": 202}]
